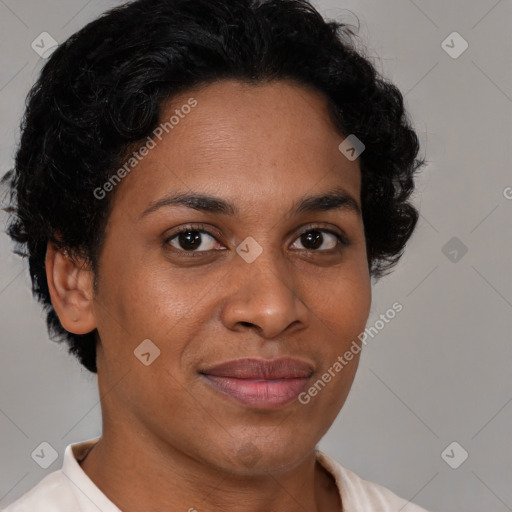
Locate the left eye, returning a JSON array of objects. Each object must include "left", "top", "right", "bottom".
[{"left": 290, "top": 229, "right": 343, "bottom": 251}]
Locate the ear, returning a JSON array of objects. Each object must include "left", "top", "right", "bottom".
[{"left": 45, "top": 241, "right": 97, "bottom": 335}]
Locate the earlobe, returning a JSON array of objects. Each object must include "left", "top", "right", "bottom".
[{"left": 45, "top": 241, "right": 97, "bottom": 335}]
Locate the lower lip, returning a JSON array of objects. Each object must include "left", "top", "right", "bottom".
[{"left": 201, "top": 374, "right": 311, "bottom": 409}]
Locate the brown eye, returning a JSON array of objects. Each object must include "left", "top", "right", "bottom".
[
  {"left": 291, "top": 228, "right": 346, "bottom": 251},
  {"left": 167, "top": 229, "right": 219, "bottom": 252}
]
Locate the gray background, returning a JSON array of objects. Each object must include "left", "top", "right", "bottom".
[{"left": 1, "top": 1, "right": 511, "bottom": 510}]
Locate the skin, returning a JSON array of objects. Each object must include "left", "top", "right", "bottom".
[{"left": 46, "top": 79, "right": 372, "bottom": 512}]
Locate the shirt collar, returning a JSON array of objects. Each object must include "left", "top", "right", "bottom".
[{"left": 62, "top": 436, "right": 122, "bottom": 512}]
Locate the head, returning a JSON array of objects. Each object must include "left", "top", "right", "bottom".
[{"left": 3, "top": 0, "right": 423, "bottom": 474}]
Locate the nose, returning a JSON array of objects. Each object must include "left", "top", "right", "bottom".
[{"left": 220, "top": 246, "right": 310, "bottom": 339}]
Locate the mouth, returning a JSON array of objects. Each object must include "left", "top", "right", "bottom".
[{"left": 199, "top": 357, "right": 314, "bottom": 410}]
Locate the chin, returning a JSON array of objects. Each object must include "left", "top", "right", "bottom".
[{"left": 217, "top": 434, "right": 317, "bottom": 476}]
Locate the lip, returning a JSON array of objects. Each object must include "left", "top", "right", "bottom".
[{"left": 199, "top": 357, "right": 314, "bottom": 409}]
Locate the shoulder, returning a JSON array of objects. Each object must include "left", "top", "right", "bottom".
[
  {"left": 1, "top": 470, "right": 79, "bottom": 512},
  {"left": 316, "top": 450, "right": 430, "bottom": 512}
]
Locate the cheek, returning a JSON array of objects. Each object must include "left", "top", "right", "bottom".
[
  {"left": 301, "top": 263, "right": 370, "bottom": 411},
  {"left": 307, "top": 264, "right": 371, "bottom": 338},
  {"left": 94, "top": 261, "right": 215, "bottom": 380},
  {"left": 99, "top": 258, "right": 189, "bottom": 328}
]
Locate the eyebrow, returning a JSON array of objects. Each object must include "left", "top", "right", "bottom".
[{"left": 138, "top": 186, "right": 361, "bottom": 220}]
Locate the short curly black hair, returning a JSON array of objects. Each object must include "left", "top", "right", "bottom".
[{"left": 1, "top": 0, "right": 424, "bottom": 374}]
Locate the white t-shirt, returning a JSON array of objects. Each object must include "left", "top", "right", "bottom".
[{"left": 2, "top": 437, "right": 429, "bottom": 511}]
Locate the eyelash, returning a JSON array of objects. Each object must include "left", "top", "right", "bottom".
[{"left": 163, "top": 223, "right": 349, "bottom": 257}]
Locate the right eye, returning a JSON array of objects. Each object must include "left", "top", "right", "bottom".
[{"left": 164, "top": 226, "right": 223, "bottom": 253}]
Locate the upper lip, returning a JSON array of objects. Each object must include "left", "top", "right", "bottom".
[{"left": 200, "top": 357, "right": 314, "bottom": 380}]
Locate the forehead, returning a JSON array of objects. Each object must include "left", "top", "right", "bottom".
[{"left": 109, "top": 79, "right": 361, "bottom": 219}]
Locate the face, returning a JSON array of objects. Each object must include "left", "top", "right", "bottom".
[{"left": 89, "top": 79, "right": 371, "bottom": 475}]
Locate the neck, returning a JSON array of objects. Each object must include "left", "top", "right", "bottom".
[{"left": 79, "top": 428, "right": 341, "bottom": 512}]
